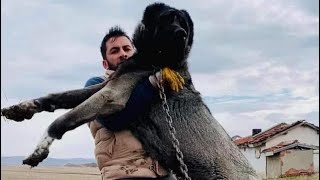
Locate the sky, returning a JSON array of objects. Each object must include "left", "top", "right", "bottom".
[{"left": 1, "top": 0, "right": 319, "bottom": 159}]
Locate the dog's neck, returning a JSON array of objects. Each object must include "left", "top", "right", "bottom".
[{"left": 134, "top": 50, "right": 188, "bottom": 70}]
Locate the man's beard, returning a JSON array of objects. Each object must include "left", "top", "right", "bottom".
[
  {"left": 108, "top": 63, "right": 118, "bottom": 70},
  {"left": 108, "top": 57, "right": 127, "bottom": 70}
]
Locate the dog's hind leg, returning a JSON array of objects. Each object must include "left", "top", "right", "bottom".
[{"left": 1, "top": 81, "right": 108, "bottom": 122}]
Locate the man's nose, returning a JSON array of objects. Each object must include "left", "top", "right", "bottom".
[{"left": 119, "top": 50, "right": 128, "bottom": 59}]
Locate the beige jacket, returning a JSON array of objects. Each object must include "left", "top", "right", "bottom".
[{"left": 88, "top": 70, "right": 167, "bottom": 180}]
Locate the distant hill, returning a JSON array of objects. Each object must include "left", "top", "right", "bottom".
[
  {"left": 1, "top": 156, "right": 97, "bottom": 167},
  {"left": 64, "top": 162, "right": 97, "bottom": 167}
]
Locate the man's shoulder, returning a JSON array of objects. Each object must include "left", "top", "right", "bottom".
[{"left": 85, "top": 76, "right": 106, "bottom": 87}]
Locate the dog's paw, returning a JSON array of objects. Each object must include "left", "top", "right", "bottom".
[
  {"left": 23, "top": 148, "right": 49, "bottom": 167},
  {"left": 23, "top": 133, "right": 54, "bottom": 167},
  {"left": 1, "top": 100, "right": 41, "bottom": 121}
]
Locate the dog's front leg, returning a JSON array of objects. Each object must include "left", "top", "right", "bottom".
[
  {"left": 47, "top": 72, "right": 146, "bottom": 140},
  {"left": 22, "top": 130, "right": 54, "bottom": 167},
  {"left": 22, "top": 89, "right": 126, "bottom": 167},
  {"left": 47, "top": 85, "right": 129, "bottom": 140},
  {"left": 23, "top": 79, "right": 134, "bottom": 167},
  {"left": 1, "top": 81, "right": 108, "bottom": 122}
]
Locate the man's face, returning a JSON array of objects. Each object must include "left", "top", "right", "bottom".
[{"left": 103, "top": 36, "right": 134, "bottom": 70}]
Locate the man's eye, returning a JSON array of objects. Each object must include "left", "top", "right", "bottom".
[{"left": 110, "top": 50, "right": 118, "bottom": 54}]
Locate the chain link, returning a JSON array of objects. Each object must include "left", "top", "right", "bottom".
[{"left": 154, "top": 70, "right": 191, "bottom": 180}]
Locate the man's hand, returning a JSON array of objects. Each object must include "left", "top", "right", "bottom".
[{"left": 149, "top": 67, "right": 185, "bottom": 92}]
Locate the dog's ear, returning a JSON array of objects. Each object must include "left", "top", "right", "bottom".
[
  {"left": 142, "top": 3, "right": 168, "bottom": 25},
  {"left": 181, "top": 9, "right": 194, "bottom": 48},
  {"left": 132, "top": 23, "right": 146, "bottom": 50}
]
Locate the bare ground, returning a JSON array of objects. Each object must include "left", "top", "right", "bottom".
[
  {"left": 1, "top": 165, "right": 101, "bottom": 180},
  {"left": 266, "top": 173, "right": 319, "bottom": 180},
  {"left": 1, "top": 166, "right": 318, "bottom": 180}
]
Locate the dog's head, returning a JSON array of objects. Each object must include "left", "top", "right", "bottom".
[{"left": 133, "top": 3, "right": 194, "bottom": 69}]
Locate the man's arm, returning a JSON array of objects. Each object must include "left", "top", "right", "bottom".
[{"left": 85, "top": 77, "right": 106, "bottom": 87}]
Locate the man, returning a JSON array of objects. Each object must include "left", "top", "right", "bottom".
[{"left": 85, "top": 26, "right": 174, "bottom": 180}]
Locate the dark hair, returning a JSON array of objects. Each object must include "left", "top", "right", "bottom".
[{"left": 100, "top": 26, "right": 133, "bottom": 59}]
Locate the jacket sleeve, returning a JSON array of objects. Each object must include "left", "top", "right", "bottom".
[
  {"left": 85, "top": 77, "right": 105, "bottom": 87},
  {"left": 85, "top": 76, "right": 158, "bottom": 131}
]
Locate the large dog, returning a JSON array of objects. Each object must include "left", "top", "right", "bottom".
[{"left": 2, "top": 3, "right": 260, "bottom": 180}]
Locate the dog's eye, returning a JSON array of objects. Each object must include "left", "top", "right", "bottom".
[{"left": 178, "top": 16, "right": 188, "bottom": 30}]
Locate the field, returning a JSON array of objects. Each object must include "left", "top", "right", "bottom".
[
  {"left": 1, "top": 166, "right": 319, "bottom": 180},
  {"left": 1, "top": 166, "right": 101, "bottom": 180},
  {"left": 270, "top": 174, "right": 319, "bottom": 180}
]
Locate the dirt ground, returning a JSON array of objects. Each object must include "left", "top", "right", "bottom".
[
  {"left": 267, "top": 173, "right": 319, "bottom": 180},
  {"left": 1, "top": 165, "right": 319, "bottom": 180},
  {"left": 1, "top": 165, "right": 101, "bottom": 180}
]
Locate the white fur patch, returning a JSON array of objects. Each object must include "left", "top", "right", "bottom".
[
  {"left": 29, "top": 130, "right": 55, "bottom": 157},
  {"left": 20, "top": 100, "right": 39, "bottom": 111}
]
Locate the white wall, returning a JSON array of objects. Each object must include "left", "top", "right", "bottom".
[
  {"left": 240, "top": 147, "right": 266, "bottom": 178},
  {"left": 314, "top": 150, "right": 319, "bottom": 172},
  {"left": 266, "top": 126, "right": 319, "bottom": 148},
  {"left": 238, "top": 126, "right": 318, "bottom": 178}
]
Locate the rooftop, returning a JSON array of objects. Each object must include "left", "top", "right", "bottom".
[
  {"left": 233, "top": 120, "right": 319, "bottom": 147},
  {"left": 262, "top": 140, "right": 319, "bottom": 156}
]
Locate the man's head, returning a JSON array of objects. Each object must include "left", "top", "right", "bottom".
[{"left": 100, "top": 26, "right": 135, "bottom": 70}]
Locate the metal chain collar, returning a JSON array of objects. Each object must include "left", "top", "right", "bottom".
[{"left": 154, "top": 70, "right": 191, "bottom": 180}]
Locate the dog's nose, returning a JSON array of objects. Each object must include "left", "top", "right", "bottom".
[{"left": 174, "top": 28, "right": 187, "bottom": 40}]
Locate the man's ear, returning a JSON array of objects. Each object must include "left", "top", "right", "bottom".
[{"left": 102, "top": 59, "right": 109, "bottom": 70}]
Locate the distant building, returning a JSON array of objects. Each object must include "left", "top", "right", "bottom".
[{"left": 233, "top": 120, "right": 319, "bottom": 178}]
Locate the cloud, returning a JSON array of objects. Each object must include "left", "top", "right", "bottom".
[
  {"left": 1, "top": 0, "right": 318, "bottom": 158},
  {"left": 194, "top": 60, "right": 318, "bottom": 137},
  {"left": 184, "top": 0, "right": 319, "bottom": 37},
  {"left": 193, "top": 61, "right": 318, "bottom": 97},
  {"left": 205, "top": 95, "right": 319, "bottom": 136}
]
